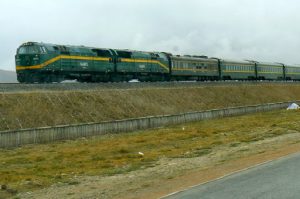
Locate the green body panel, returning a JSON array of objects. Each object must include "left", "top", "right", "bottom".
[
  {"left": 116, "top": 51, "right": 169, "bottom": 74},
  {"left": 170, "top": 56, "right": 219, "bottom": 78},
  {"left": 256, "top": 63, "right": 284, "bottom": 80},
  {"left": 220, "top": 60, "right": 256, "bottom": 80},
  {"left": 285, "top": 65, "right": 300, "bottom": 80}
]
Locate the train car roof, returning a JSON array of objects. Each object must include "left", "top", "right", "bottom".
[
  {"left": 170, "top": 55, "right": 218, "bottom": 62},
  {"left": 285, "top": 64, "right": 300, "bottom": 68},
  {"left": 256, "top": 61, "right": 283, "bottom": 66},
  {"left": 220, "top": 59, "right": 255, "bottom": 64}
]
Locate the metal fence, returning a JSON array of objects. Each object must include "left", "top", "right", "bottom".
[{"left": 0, "top": 101, "right": 297, "bottom": 148}]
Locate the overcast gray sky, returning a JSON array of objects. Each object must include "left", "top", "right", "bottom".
[{"left": 1, "top": 0, "right": 300, "bottom": 71}]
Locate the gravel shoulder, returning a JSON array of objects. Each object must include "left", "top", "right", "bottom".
[{"left": 17, "top": 132, "right": 300, "bottom": 199}]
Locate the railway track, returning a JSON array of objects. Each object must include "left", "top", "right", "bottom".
[{"left": 0, "top": 81, "right": 300, "bottom": 93}]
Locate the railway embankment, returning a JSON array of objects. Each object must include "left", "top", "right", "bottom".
[{"left": 1, "top": 83, "right": 300, "bottom": 131}]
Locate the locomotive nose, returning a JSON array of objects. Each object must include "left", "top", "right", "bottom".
[{"left": 17, "top": 54, "right": 40, "bottom": 66}]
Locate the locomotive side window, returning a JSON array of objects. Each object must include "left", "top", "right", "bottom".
[
  {"left": 40, "top": 47, "right": 47, "bottom": 54},
  {"left": 116, "top": 51, "right": 132, "bottom": 58},
  {"left": 92, "top": 49, "right": 111, "bottom": 57},
  {"left": 57, "top": 46, "right": 70, "bottom": 55}
]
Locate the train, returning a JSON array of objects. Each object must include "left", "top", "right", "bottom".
[{"left": 15, "top": 42, "right": 300, "bottom": 83}]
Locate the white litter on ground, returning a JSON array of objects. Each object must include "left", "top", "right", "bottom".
[{"left": 287, "top": 103, "right": 300, "bottom": 110}]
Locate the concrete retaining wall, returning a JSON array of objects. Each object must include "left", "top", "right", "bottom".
[{"left": 0, "top": 101, "right": 297, "bottom": 148}]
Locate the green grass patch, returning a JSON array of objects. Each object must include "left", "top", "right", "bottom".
[{"left": 0, "top": 109, "right": 300, "bottom": 194}]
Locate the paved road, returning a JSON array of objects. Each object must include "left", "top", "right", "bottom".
[{"left": 165, "top": 152, "right": 300, "bottom": 199}]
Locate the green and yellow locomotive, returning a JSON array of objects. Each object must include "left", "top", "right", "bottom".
[{"left": 15, "top": 42, "right": 300, "bottom": 83}]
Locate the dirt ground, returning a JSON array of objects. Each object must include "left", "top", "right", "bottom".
[{"left": 16, "top": 132, "right": 300, "bottom": 199}]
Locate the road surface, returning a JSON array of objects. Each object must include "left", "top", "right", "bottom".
[{"left": 165, "top": 152, "right": 300, "bottom": 199}]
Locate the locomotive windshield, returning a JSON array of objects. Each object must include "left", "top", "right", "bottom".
[{"left": 18, "top": 46, "right": 42, "bottom": 54}]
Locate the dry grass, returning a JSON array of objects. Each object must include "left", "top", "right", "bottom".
[
  {"left": 1, "top": 84, "right": 300, "bottom": 131},
  {"left": 0, "top": 109, "right": 300, "bottom": 197}
]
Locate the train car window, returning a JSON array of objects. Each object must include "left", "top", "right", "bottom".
[
  {"left": 116, "top": 51, "right": 132, "bottom": 58},
  {"left": 92, "top": 49, "right": 111, "bottom": 57}
]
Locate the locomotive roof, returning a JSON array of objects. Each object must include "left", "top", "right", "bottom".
[{"left": 28, "top": 42, "right": 159, "bottom": 54}]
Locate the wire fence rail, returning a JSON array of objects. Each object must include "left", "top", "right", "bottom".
[{"left": 0, "top": 101, "right": 297, "bottom": 149}]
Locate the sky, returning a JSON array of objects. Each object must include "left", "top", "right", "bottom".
[{"left": 1, "top": 0, "right": 300, "bottom": 71}]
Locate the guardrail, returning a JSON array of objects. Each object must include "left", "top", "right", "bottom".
[{"left": 0, "top": 101, "right": 297, "bottom": 148}]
